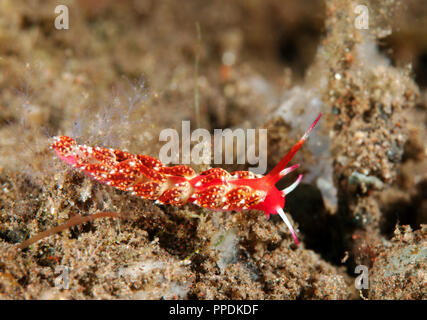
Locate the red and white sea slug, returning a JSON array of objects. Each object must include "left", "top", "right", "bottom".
[{"left": 51, "top": 114, "right": 322, "bottom": 245}]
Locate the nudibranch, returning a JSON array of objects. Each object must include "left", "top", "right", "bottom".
[{"left": 52, "top": 114, "right": 322, "bottom": 244}]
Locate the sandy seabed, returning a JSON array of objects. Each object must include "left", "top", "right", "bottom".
[{"left": 0, "top": 0, "right": 426, "bottom": 299}]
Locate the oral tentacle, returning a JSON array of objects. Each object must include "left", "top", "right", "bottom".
[
  {"left": 282, "top": 174, "right": 303, "bottom": 195},
  {"left": 279, "top": 163, "right": 300, "bottom": 178},
  {"left": 276, "top": 206, "right": 299, "bottom": 245}
]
